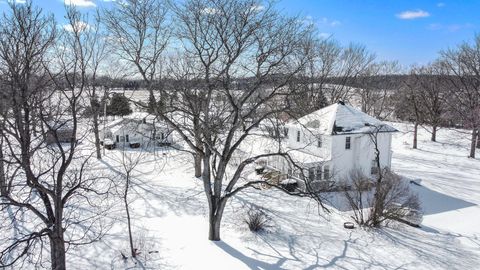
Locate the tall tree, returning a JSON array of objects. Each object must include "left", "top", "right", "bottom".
[
  {"left": 412, "top": 62, "right": 448, "bottom": 142},
  {"left": 357, "top": 60, "right": 400, "bottom": 120},
  {"left": 158, "top": 0, "right": 325, "bottom": 240},
  {"left": 441, "top": 35, "right": 480, "bottom": 158},
  {"left": 0, "top": 3, "right": 111, "bottom": 268},
  {"left": 326, "top": 43, "right": 376, "bottom": 104},
  {"left": 290, "top": 37, "right": 338, "bottom": 116},
  {"left": 394, "top": 68, "right": 424, "bottom": 149}
]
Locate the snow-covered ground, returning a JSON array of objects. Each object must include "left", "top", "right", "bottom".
[{"left": 64, "top": 122, "right": 480, "bottom": 270}]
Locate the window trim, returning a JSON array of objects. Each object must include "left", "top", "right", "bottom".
[{"left": 296, "top": 130, "right": 301, "bottom": 142}]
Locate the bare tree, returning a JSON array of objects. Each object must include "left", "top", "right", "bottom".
[
  {"left": 113, "top": 147, "right": 146, "bottom": 259},
  {"left": 0, "top": 3, "right": 112, "bottom": 268},
  {"left": 440, "top": 35, "right": 480, "bottom": 158},
  {"left": 150, "top": 0, "right": 327, "bottom": 241},
  {"left": 102, "top": 0, "right": 182, "bottom": 171},
  {"left": 341, "top": 169, "right": 421, "bottom": 227},
  {"left": 326, "top": 43, "right": 376, "bottom": 103},
  {"left": 290, "top": 37, "right": 339, "bottom": 116},
  {"left": 357, "top": 60, "right": 400, "bottom": 119},
  {"left": 409, "top": 62, "right": 448, "bottom": 142},
  {"left": 84, "top": 11, "right": 109, "bottom": 160},
  {"left": 341, "top": 125, "right": 420, "bottom": 227},
  {"left": 394, "top": 68, "right": 424, "bottom": 149}
]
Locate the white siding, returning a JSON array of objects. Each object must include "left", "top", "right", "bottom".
[{"left": 330, "top": 132, "right": 393, "bottom": 181}]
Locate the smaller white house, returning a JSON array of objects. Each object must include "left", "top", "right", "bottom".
[
  {"left": 100, "top": 112, "right": 174, "bottom": 148},
  {"left": 266, "top": 102, "right": 397, "bottom": 187}
]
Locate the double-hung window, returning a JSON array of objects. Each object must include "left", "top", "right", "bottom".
[{"left": 345, "top": 136, "right": 351, "bottom": 150}]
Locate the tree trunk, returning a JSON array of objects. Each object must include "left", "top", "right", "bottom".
[
  {"left": 413, "top": 123, "right": 418, "bottom": 149},
  {"left": 469, "top": 129, "right": 477, "bottom": 158},
  {"left": 431, "top": 125, "right": 437, "bottom": 142},
  {"left": 93, "top": 112, "right": 101, "bottom": 159},
  {"left": 49, "top": 234, "right": 66, "bottom": 270},
  {"left": 124, "top": 172, "right": 135, "bottom": 258},
  {"left": 193, "top": 117, "right": 202, "bottom": 178},
  {"left": 476, "top": 128, "right": 480, "bottom": 149},
  {"left": 194, "top": 153, "right": 202, "bottom": 178},
  {"left": 207, "top": 201, "right": 226, "bottom": 241},
  {"left": 0, "top": 137, "right": 7, "bottom": 197}
]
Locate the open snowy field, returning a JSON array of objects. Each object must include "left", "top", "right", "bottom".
[{"left": 64, "top": 122, "right": 480, "bottom": 270}]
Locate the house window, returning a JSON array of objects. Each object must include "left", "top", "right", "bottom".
[
  {"left": 345, "top": 136, "right": 351, "bottom": 150},
  {"left": 116, "top": 135, "right": 119, "bottom": 143},
  {"left": 317, "top": 137, "right": 322, "bottom": 148},
  {"left": 371, "top": 159, "right": 379, "bottom": 175},
  {"left": 296, "top": 131, "right": 301, "bottom": 142},
  {"left": 287, "top": 168, "right": 293, "bottom": 178},
  {"left": 323, "top": 165, "right": 330, "bottom": 180},
  {"left": 126, "top": 135, "right": 129, "bottom": 142},
  {"left": 315, "top": 166, "right": 322, "bottom": 180},
  {"left": 308, "top": 167, "right": 315, "bottom": 182},
  {"left": 284, "top": 128, "right": 289, "bottom": 138}
]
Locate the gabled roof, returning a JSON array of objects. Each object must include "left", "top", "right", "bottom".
[{"left": 292, "top": 102, "right": 397, "bottom": 135}]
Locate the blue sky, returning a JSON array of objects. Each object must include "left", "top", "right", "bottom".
[{"left": 1, "top": 0, "right": 478, "bottom": 66}]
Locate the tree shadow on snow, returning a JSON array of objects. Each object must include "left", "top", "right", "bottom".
[{"left": 214, "top": 241, "right": 289, "bottom": 270}]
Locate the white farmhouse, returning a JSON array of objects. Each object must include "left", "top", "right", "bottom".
[
  {"left": 268, "top": 102, "right": 397, "bottom": 186},
  {"left": 100, "top": 112, "right": 173, "bottom": 148}
]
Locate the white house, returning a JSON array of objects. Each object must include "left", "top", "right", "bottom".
[
  {"left": 100, "top": 112, "right": 174, "bottom": 148},
  {"left": 267, "top": 101, "right": 397, "bottom": 186}
]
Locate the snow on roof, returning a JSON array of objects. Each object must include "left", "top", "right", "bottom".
[
  {"left": 286, "top": 149, "right": 326, "bottom": 165},
  {"left": 292, "top": 102, "right": 397, "bottom": 135},
  {"left": 103, "top": 113, "right": 169, "bottom": 135}
]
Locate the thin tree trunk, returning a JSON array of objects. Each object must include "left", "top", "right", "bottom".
[
  {"left": 124, "top": 172, "right": 135, "bottom": 257},
  {"left": 0, "top": 119, "right": 6, "bottom": 196},
  {"left": 470, "top": 129, "right": 477, "bottom": 158},
  {"left": 49, "top": 234, "right": 66, "bottom": 270},
  {"left": 431, "top": 125, "right": 437, "bottom": 142},
  {"left": 93, "top": 112, "right": 101, "bottom": 159},
  {"left": 413, "top": 123, "right": 418, "bottom": 149},
  {"left": 0, "top": 138, "right": 6, "bottom": 197}
]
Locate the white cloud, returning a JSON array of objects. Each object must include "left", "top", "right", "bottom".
[
  {"left": 249, "top": 4, "right": 264, "bottom": 13},
  {"left": 63, "top": 21, "right": 90, "bottom": 32},
  {"left": 64, "top": 0, "right": 96, "bottom": 8},
  {"left": 437, "top": 2, "right": 445, "bottom": 8},
  {"left": 396, "top": 10, "right": 430, "bottom": 20},
  {"left": 319, "top": 32, "right": 332, "bottom": 39},
  {"left": 319, "top": 17, "right": 341, "bottom": 27}
]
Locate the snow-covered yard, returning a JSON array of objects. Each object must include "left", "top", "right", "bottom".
[{"left": 65, "top": 123, "right": 480, "bottom": 270}]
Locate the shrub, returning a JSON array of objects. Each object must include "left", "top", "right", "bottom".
[
  {"left": 244, "top": 208, "right": 270, "bottom": 232},
  {"left": 341, "top": 169, "right": 422, "bottom": 227}
]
